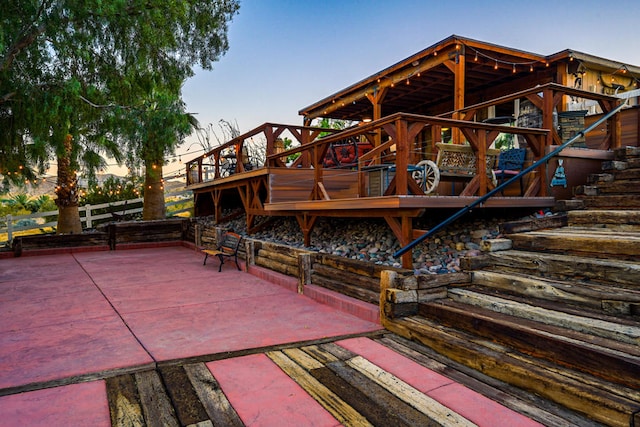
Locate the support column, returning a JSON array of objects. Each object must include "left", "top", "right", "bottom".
[
  {"left": 366, "top": 86, "right": 388, "bottom": 149},
  {"left": 452, "top": 46, "right": 466, "bottom": 144}
]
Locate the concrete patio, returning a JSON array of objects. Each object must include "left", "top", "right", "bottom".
[{"left": 0, "top": 245, "right": 543, "bottom": 426}]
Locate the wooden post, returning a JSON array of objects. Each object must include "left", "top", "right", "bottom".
[
  {"left": 85, "top": 204, "right": 92, "bottom": 229},
  {"left": 452, "top": 47, "right": 465, "bottom": 144},
  {"left": 477, "top": 130, "right": 488, "bottom": 196},
  {"left": 244, "top": 239, "right": 255, "bottom": 272},
  {"left": 298, "top": 253, "right": 312, "bottom": 294},
  {"left": 6, "top": 214, "right": 12, "bottom": 242},
  {"left": 395, "top": 119, "right": 409, "bottom": 195},
  {"left": 401, "top": 215, "right": 413, "bottom": 269},
  {"left": 194, "top": 224, "right": 202, "bottom": 249},
  {"left": 379, "top": 270, "right": 396, "bottom": 327}
]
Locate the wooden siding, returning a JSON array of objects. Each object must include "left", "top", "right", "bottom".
[{"left": 269, "top": 168, "right": 360, "bottom": 203}]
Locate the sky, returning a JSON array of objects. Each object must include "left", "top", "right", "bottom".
[{"left": 163, "top": 0, "right": 640, "bottom": 180}]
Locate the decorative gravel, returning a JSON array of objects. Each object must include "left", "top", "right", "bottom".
[{"left": 195, "top": 211, "right": 525, "bottom": 274}]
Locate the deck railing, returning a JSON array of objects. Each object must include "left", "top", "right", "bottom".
[
  {"left": 186, "top": 83, "right": 625, "bottom": 203},
  {"left": 394, "top": 98, "right": 628, "bottom": 257},
  {"left": 184, "top": 122, "right": 342, "bottom": 186},
  {"left": 266, "top": 113, "right": 549, "bottom": 200},
  {"left": 448, "top": 83, "right": 623, "bottom": 150}
]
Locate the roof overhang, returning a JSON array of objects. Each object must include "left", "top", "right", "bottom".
[{"left": 299, "top": 34, "right": 639, "bottom": 123}]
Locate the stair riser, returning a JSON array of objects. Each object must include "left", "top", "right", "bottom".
[
  {"left": 509, "top": 234, "right": 640, "bottom": 261},
  {"left": 418, "top": 302, "right": 640, "bottom": 390},
  {"left": 568, "top": 210, "right": 640, "bottom": 227},
  {"left": 386, "top": 318, "right": 639, "bottom": 427},
  {"left": 486, "top": 251, "right": 640, "bottom": 288},
  {"left": 471, "top": 270, "right": 640, "bottom": 317},
  {"left": 577, "top": 195, "right": 640, "bottom": 209}
]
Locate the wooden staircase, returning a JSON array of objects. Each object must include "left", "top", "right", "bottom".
[{"left": 383, "top": 146, "right": 640, "bottom": 426}]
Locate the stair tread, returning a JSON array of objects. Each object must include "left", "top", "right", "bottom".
[
  {"left": 430, "top": 287, "right": 640, "bottom": 357},
  {"left": 392, "top": 314, "right": 640, "bottom": 421},
  {"left": 474, "top": 269, "right": 640, "bottom": 305},
  {"left": 442, "top": 288, "right": 640, "bottom": 347},
  {"left": 378, "top": 334, "right": 604, "bottom": 427},
  {"left": 417, "top": 298, "right": 640, "bottom": 393},
  {"left": 486, "top": 249, "right": 640, "bottom": 288},
  {"left": 512, "top": 227, "right": 640, "bottom": 238}
]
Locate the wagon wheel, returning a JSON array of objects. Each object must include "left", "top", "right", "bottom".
[{"left": 413, "top": 160, "right": 440, "bottom": 194}]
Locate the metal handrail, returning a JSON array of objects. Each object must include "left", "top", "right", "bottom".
[{"left": 393, "top": 100, "right": 628, "bottom": 258}]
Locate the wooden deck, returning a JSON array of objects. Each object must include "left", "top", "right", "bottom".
[
  {"left": 185, "top": 85, "right": 626, "bottom": 268},
  {"left": 266, "top": 194, "right": 555, "bottom": 214}
]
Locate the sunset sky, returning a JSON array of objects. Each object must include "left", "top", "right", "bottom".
[{"left": 169, "top": 0, "right": 640, "bottom": 179}]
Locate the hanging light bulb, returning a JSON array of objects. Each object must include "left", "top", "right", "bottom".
[
  {"left": 512, "top": 63, "right": 516, "bottom": 73},
  {"left": 474, "top": 51, "right": 478, "bottom": 62},
  {"left": 406, "top": 79, "right": 410, "bottom": 85},
  {"left": 529, "top": 64, "right": 534, "bottom": 72},
  {"left": 494, "top": 60, "right": 498, "bottom": 70}
]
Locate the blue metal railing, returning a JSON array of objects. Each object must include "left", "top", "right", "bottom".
[{"left": 393, "top": 100, "right": 628, "bottom": 259}]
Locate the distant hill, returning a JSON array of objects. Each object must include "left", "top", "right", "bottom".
[{"left": 5, "top": 174, "right": 188, "bottom": 198}]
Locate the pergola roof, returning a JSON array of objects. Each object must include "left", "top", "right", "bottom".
[{"left": 299, "top": 34, "right": 639, "bottom": 123}]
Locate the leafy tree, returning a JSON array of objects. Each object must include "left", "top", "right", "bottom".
[
  {"left": 116, "top": 87, "right": 197, "bottom": 219},
  {"left": 1, "top": 193, "right": 56, "bottom": 214},
  {"left": 314, "top": 118, "right": 352, "bottom": 137},
  {"left": 1, "top": 0, "right": 240, "bottom": 231},
  {"left": 80, "top": 176, "right": 141, "bottom": 206}
]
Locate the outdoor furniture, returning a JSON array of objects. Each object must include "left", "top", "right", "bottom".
[
  {"left": 203, "top": 231, "right": 242, "bottom": 272},
  {"left": 494, "top": 148, "right": 527, "bottom": 195}
]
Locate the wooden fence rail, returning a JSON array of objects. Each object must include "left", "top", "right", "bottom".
[{"left": 1, "top": 190, "right": 192, "bottom": 243}]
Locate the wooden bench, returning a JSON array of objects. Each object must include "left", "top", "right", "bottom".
[{"left": 202, "top": 231, "right": 242, "bottom": 272}]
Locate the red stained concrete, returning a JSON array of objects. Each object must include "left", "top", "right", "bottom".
[
  {"left": 337, "top": 337, "right": 544, "bottom": 427},
  {"left": 0, "top": 245, "right": 542, "bottom": 425},
  {"left": 207, "top": 354, "right": 340, "bottom": 427},
  {"left": 0, "top": 381, "right": 110, "bottom": 427}
]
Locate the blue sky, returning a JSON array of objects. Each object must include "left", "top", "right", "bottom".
[{"left": 170, "top": 0, "right": 640, "bottom": 178}]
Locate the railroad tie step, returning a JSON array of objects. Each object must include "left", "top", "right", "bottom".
[{"left": 387, "top": 315, "right": 640, "bottom": 427}]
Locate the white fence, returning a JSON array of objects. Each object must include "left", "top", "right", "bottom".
[{"left": 1, "top": 190, "right": 192, "bottom": 243}]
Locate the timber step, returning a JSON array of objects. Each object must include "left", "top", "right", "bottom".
[
  {"left": 575, "top": 194, "right": 640, "bottom": 209},
  {"left": 387, "top": 315, "right": 640, "bottom": 427},
  {"left": 484, "top": 249, "right": 640, "bottom": 287},
  {"left": 507, "top": 227, "right": 640, "bottom": 260},
  {"left": 471, "top": 270, "right": 640, "bottom": 317},
  {"left": 440, "top": 288, "right": 640, "bottom": 347},
  {"left": 567, "top": 209, "right": 640, "bottom": 228},
  {"left": 571, "top": 145, "right": 640, "bottom": 208},
  {"left": 418, "top": 296, "right": 640, "bottom": 389}
]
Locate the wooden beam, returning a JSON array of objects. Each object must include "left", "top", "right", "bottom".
[{"left": 296, "top": 213, "right": 318, "bottom": 247}]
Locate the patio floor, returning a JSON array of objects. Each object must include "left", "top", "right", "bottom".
[{"left": 0, "top": 246, "right": 545, "bottom": 426}]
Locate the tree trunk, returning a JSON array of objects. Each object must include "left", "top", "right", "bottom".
[
  {"left": 55, "top": 134, "right": 82, "bottom": 234},
  {"left": 143, "top": 162, "right": 165, "bottom": 220}
]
